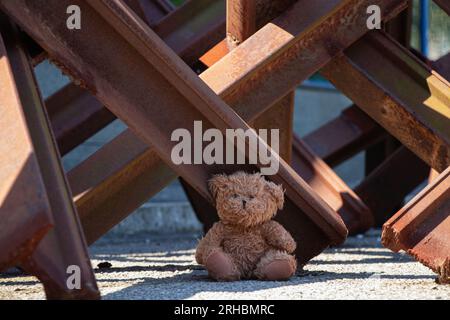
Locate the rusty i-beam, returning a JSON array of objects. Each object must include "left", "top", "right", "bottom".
[
  {"left": 322, "top": 31, "right": 450, "bottom": 173},
  {"left": 0, "top": 23, "right": 53, "bottom": 272},
  {"left": 304, "top": 105, "right": 387, "bottom": 167},
  {"left": 0, "top": 16, "right": 99, "bottom": 299},
  {"left": 382, "top": 166, "right": 450, "bottom": 284},
  {"left": 46, "top": 0, "right": 226, "bottom": 157}
]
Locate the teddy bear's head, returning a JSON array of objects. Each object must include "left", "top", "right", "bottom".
[{"left": 209, "top": 171, "right": 284, "bottom": 228}]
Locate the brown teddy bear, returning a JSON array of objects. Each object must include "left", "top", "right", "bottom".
[{"left": 195, "top": 171, "right": 297, "bottom": 281}]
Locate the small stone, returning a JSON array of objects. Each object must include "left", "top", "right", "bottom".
[{"left": 97, "top": 262, "right": 112, "bottom": 269}]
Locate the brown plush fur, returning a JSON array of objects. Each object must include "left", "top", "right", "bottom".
[{"left": 196, "top": 172, "right": 297, "bottom": 281}]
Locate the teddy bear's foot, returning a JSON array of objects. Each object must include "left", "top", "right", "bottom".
[
  {"left": 205, "top": 250, "right": 240, "bottom": 281},
  {"left": 254, "top": 250, "right": 297, "bottom": 281}
]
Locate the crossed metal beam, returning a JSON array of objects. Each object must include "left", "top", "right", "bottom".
[{"left": 0, "top": 0, "right": 448, "bottom": 299}]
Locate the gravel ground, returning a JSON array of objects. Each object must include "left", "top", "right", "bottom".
[{"left": 1, "top": 229, "right": 448, "bottom": 300}]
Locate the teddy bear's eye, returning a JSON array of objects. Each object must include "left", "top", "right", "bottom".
[{"left": 232, "top": 194, "right": 238, "bottom": 198}]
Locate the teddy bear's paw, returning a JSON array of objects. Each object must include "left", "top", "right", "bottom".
[
  {"left": 260, "top": 259, "right": 296, "bottom": 281},
  {"left": 205, "top": 251, "right": 240, "bottom": 281},
  {"left": 255, "top": 251, "right": 297, "bottom": 281}
]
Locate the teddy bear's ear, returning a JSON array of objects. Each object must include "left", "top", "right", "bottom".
[
  {"left": 209, "top": 174, "right": 229, "bottom": 200},
  {"left": 265, "top": 180, "right": 284, "bottom": 210}
]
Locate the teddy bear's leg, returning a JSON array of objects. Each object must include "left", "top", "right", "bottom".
[
  {"left": 254, "top": 249, "right": 297, "bottom": 281},
  {"left": 205, "top": 249, "right": 241, "bottom": 281}
]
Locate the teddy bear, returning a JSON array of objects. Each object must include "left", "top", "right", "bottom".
[{"left": 195, "top": 171, "right": 297, "bottom": 281}]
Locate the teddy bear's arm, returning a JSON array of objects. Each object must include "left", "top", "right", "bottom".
[
  {"left": 262, "top": 221, "right": 297, "bottom": 253},
  {"left": 195, "top": 222, "right": 225, "bottom": 265}
]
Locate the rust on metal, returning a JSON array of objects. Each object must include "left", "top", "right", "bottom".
[
  {"left": 304, "top": 105, "right": 387, "bottom": 167},
  {"left": 292, "top": 136, "right": 373, "bottom": 234},
  {"left": 117, "top": 0, "right": 175, "bottom": 27},
  {"left": 201, "top": 0, "right": 408, "bottom": 121},
  {"left": 0, "top": 16, "right": 99, "bottom": 299},
  {"left": 46, "top": 0, "right": 228, "bottom": 156},
  {"left": 355, "top": 146, "right": 430, "bottom": 226},
  {"left": 382, "top": 166, "right": 450, "bottom": 284},
  {"left": 433, "top": 52, "right": 450, "bottom": 82},
  {"left": 0, "top": 26, "right": 53, "bottom": 271},
  {"left": 68, "top": 130, "right": 177, "bottom": 245},
  {"left": 384, "top": 0, "right": 412, "bottom": 46},
  {"left": 433, "top": 0, "right": 450, "bottom": 15},
  {"left": 152, "top": 0, "right": 226, "bottom": 66},
  {"left": 46, "top": 83, "right": 115, "bottom": 156},
  {"left": 321, "top": 31, "right": 450, "bottom": 172},
  {"left": 226, "top": 0, "right": 256, "bottom": 49}
]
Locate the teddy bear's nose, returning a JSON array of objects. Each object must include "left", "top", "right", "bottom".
[{"left": 242, "top": 200, "right": 247, "bottom": 208}]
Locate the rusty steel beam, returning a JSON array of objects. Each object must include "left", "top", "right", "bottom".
[
  {"left": 363, "top": 1, "right": 412, "bottom": 176},
  {"left": 1, "top": 0, "right": 354, "bottom": 264},
  {"left": 199, "top": 0, "right": 299, "bottom": 66},
  {"left": 200, "top": 39, "right": 228, "bottom": 67},
  {"left": 201, "top": 0, "right": 408, "bottom": 122},
  {"left": 0, "top": 16, "right": 99, "bottom": 299},
  {"left": 304, "top": 105, "right": 387, "bottom": 167},
  {"left": 28, "top": 0, "right": 222, "bottom": 67},
  {"left": 384, "top": 0, "right": 412, "bottom": 46},
  {"left": 152, "top": 0, "right": 226, "bottom": 66},
  {"left": 252, "top": 93, "right": 294, "bottom": 163},
  {"left": 26, "top": 0, "right": 177, "bottom": 64},
  {"left": 37, "top": 0, "right": 408, "bottom": 251},
  {"left": 433, "top": 52, "right": 450, "bottom": 82},
  {"left": 195, "top": 0, "right": 296, "bottom": 161},
  {"left": 241, "top": 0, "right": 294, "bottom": 164},
  {"left": 364, "top": 138, "right": 401, "bottom": 176},
  {"left": 254, "top": 0, "right": 298, "bottom": 28},
  {"left": 355, "top": 146, "right": 430, "bottom": 226},
  {"left": 429, "top": 168, "right": 440, "bottom": 183},
  {"left": 46, "top": 83, "right": 115, "bottom": 156},
  {"left": 123, "top": 0, "right": 151, "bottom": 22},
  {"left": 292, "top": 136, "right": 373, "bottom": 234},
  {"left": 382, "top": 166, "right": 450, "bottom": 284},
  {"left": 46, "top": 0, "right": 227, "bottom": 155},
  {"left": 23, "top": 33, "right": 47, "bottom": 66},
  {"left": 226, "top": 0, "right": 256, "bottom": 49},
  {"left": 433, "top": 0, "right": 450, "bottom": 15},
  {"left": 321, "top": 31, "right": 450, "bottom": 173},
  {"left": 68, "top": 130, "right": 177, "bottom": 245},
  {"left": 0, "top": 30, "right": 53, "bottom": 272},
  {"left": 124, "top": 0, "right": 175, "bottom": 26}
]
